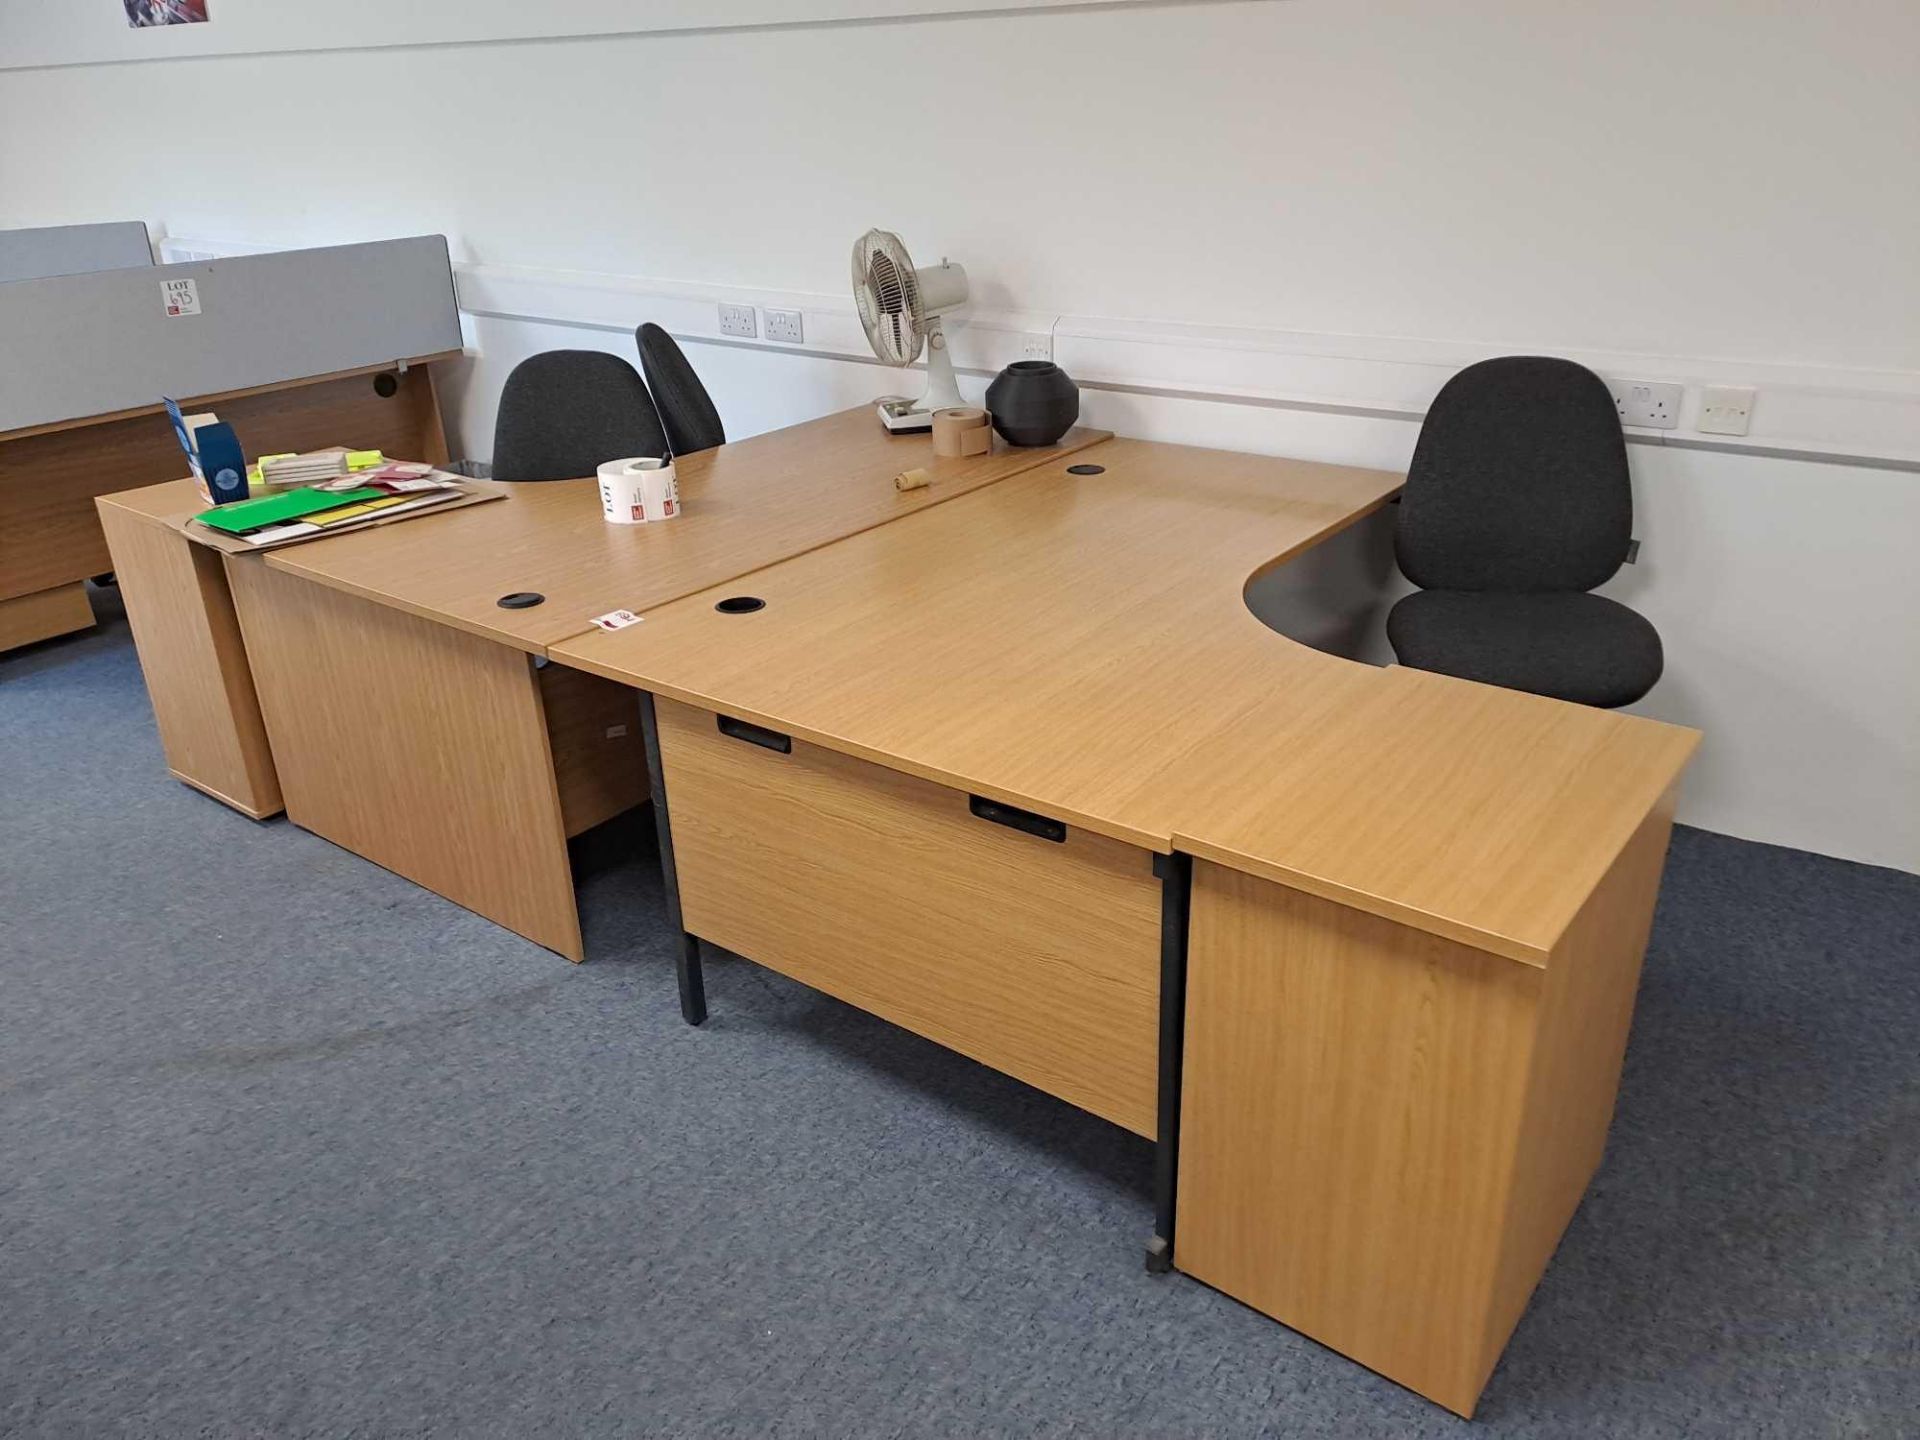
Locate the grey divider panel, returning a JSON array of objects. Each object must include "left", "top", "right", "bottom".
[
  {"left": 0, "top": 222, "right": 153, "bottom": 283},
  {"left": 0, "top": 236, "right": 463, "bottom": 433}
]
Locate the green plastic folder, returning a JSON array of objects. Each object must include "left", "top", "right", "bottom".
[{"left": 193, "top": 486, "right": 389, "bottom": 535}]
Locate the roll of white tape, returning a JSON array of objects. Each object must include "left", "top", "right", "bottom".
[{"left": 597, "top": 456, "right": 678, "bottom": 525}]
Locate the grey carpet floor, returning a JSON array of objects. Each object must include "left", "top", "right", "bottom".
[{"left": 2, "top": 587, "right": 1915, "bottom": 1439}]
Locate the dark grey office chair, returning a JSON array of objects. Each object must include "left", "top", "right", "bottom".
[
  {"left": 635, "top": 323, "right": 725, "bottom": 456},
  {"left": 1386, "top": 356, "right": 1663, "bottom": 708},
  {"left": 490, "top": 350, "right": 668, "bottom": 481}
]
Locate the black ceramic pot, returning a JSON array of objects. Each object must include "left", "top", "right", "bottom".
[{"left": 985, "top": 361, "right": 1079, "bottom": 447}]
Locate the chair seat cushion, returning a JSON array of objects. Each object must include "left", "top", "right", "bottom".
[{"left": 1386, "top": 590, "right": 1663, "bottom": 708}]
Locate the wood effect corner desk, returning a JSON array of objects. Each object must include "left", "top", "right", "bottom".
[
  {"left": 4, "top": 352, "right": 455, "bottom": 653},
  {"left": 99, "top": 408, "right": 1108, "bottom": 960},
  {"left": 552, "top": 437, "right": 1699, "bottom": 1417},
  {"left": 104, "top": 414, "right": 1696, "bottom": 1418}
]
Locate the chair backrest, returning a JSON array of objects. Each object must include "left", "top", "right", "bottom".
[
  {"left": 1395, "top": 356, "right": 1631, "bottom": 593},
  {"left": 636, "top": 323, "right": 726, "bottom": 456},
  {"left": 490, "top": 349, "right": 668, "bottom": 482}
]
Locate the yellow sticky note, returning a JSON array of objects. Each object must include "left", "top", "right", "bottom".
[{"left": 345, "top": 450, "right": 386, "bottom": 471}]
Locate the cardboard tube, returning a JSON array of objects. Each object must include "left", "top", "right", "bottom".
[
  {"left": 894, "top": 467, "right": 932, "bottom": 492},
  {"left": 932, "top": 407, "right": 992, "bottom": 459}
]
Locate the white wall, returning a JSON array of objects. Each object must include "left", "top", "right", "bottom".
[{"left": 4, "top": 0, "right": 1916, "bottom": 872}]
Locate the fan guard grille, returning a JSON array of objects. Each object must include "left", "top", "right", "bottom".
[{"left": 853, "top": 229, "right": 923, "bottom": 366}]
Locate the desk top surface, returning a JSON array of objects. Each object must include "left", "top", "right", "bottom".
[
  {"left": 254, "top": 408, "right": 1107, "bottom": 652},
  {"left": 554, "top": 437, "right": 1698, "bottom": 965}
]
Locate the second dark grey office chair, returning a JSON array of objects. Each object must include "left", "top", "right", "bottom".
[
  {"left": 1386, "top": 356, "right": 1663, "bottom": 708},
  {"left": 490, "top": 349, "right": 668, "bottom": 481},
  {"left": 635, "top": 323, "right": 726, "bottom": 455}
]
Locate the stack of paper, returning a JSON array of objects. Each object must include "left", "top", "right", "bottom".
[{"left": 191, "top": 469, "right": 474, "bottom": 550}]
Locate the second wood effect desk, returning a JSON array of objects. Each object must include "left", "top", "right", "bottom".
[
  {"left": 554, "top": 439, "right": 1699, "bottom": 1416},
  {"left": 159, "top": 409, "right": 1106, "bottom": 959}
]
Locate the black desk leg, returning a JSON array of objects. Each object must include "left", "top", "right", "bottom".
[
  {"left": 1147, "top": 850, "right": 1193, "bottom": 1274},
  {"left": 639, "top": 691, "right": 707, "bottom": 1026}
]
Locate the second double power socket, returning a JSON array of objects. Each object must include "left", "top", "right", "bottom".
[{"left": 764, "top": 309, "right": 805, "bottom": 344}]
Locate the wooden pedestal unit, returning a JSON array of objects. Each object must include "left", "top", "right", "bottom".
[
  {"left": 1174, "top": 790, "right": 1678, "bottom": 1417},
  {"left": 95, "top": 487, "right": 283, "bottom": 818}
]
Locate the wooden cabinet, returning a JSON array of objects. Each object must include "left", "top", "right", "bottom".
[{"left": 1174, "top": 791, "right": 1678, "bottom": 1417}]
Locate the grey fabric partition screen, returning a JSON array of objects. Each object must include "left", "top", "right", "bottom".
[
  {"left": 0, "top": 222, "right": 153, "bottom": 284},
  {"left": 0, "top": 236, "right": 463, "bottom": 433}
]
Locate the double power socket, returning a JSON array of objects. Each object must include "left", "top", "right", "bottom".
[{"left": 718, "top": 303, "right": 804, "bottom": 345}]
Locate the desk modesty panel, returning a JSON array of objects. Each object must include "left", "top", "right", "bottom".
[
  {"left": 655, "top": 694, "right": 1163, "bottom": 1137},
  {"left": 262, "top": 407, "right": 1110, "bottom": 653}
]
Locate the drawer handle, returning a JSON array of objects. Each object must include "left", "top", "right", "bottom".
[
  {"left": 968, "top": 795, "right": 1065, "bottom": 843},
  {"left": 716, "top": 714, "right": 792, "bottom": 754}
]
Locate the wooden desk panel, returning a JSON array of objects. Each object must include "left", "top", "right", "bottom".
[
  {"left": 1166, "top": 665, "right": 1698, "bottom": 966},
  {"left": 224, "top": 558, "right": 583, "bottom": 960},
  {"left": 263, "top": 407, "right": 1108, "bottom": 653},
  {"left": 0, "top": 582, "right": 95, "bottom": 652},
  {"left": 96, "top": 489, "right": 283, "bottom": 818}
]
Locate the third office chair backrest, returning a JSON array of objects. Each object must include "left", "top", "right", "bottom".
[
  {"left": 635, "top": 323, "right": 726, "bottom": 456},
  {"left": 1394, "top": 355, "right": 1633, "bottom": 593},
  {"left": 490, "top": 349, "right": 668, "bottom": 482}
]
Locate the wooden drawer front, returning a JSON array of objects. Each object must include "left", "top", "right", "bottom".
[{"left": 657, "top": 697, "right": 1162, "bottom": 1137}]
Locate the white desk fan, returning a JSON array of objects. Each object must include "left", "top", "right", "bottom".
[{"left": 851, "top": 228, "right": 969, "bottom": 434}]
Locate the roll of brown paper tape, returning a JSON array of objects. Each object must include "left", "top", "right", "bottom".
[
  {"left": 893, "top": 467, "right": 932, "bottom": 492},
  {"left": 932, "top": 407, "right": 993, "bottom": 458}
]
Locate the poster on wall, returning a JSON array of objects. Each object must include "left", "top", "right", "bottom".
[{"left": 123, "top": 0, "right": 209, "bottom": 26}]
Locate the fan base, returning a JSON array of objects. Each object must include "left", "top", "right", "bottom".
[{"left": 875, "top": 399, "right": 935, "bottom": 435}]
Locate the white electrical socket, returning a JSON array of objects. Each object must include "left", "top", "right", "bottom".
[
  {"left": 1698, "top": 385, "right": 1756, "bottom": 436},
  {"left": 764, "top": 308, "right": 804, "bottom": 344},
  {"left": 1021, "top": 332, "right": 1053, "bottom": 362},
  {"left": 1609, "top": 379, "right": 1684, "bottom": 430},
  {"left": 717, "top": 303, "right": 757, "bottom": 339}
]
